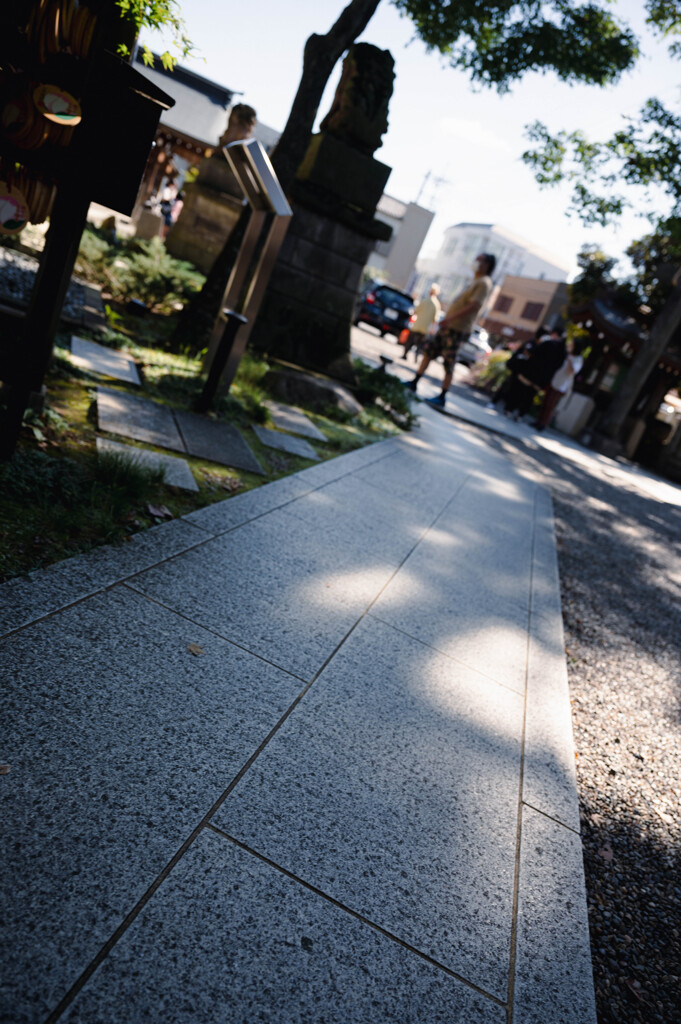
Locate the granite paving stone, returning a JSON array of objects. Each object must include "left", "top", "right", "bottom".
[
  {"left": 96, "top": 437, "right": 198, "bottom": 491},
  {"left": 63, "top": 831, "right": 506, "bottom": 1024},
  {"left": 281, "top": 475, "right": 438, "bottom": 563},
  {"left": 0, "top": 408, "right": 593, "bottom": 1022},
  {"left": 0, "top": 587, "right": 304, "bottom": 1024},
  {"left": 181, "top": 472, "right": 310, "bottom": 534},
  {"left": 70, "top": 336, "right": 141, "bottom": 385},
  {"left": 214, "top": 617, "right": 525, "bottom": 999},
  {"left": 128, "top": 514, "right": 376, "bottom": 679},
  {"left": 513, "top": 807, "right": 597, "bottom": 1024},
  {"left": 369, "top": 541, "right": 532, "bottom": 693},
  {"left": 265, "top": 399, "right": 328, "bottom": 441},
  {"left": 174, "top": 410, "right": 264, "bottom": 474},
  {"left": 97, "top": 387, "right": 183, "bottom": 450},
  {"left": 252, "top": 423, "right": 321, "bottom": 461},
  {"left": 523, "top": 609, "right": 582, "bottom": 833},
  {"left": 0, "top": 519, "right": 208, "bottom": 637}
]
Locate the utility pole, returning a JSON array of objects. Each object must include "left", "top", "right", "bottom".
[{"left": 415, "top": 170, "right": 449, "bottom": 209}]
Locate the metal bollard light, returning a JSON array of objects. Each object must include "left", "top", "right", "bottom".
[{"left": 194, "top": 309, "right": 248, "bottom": 413}]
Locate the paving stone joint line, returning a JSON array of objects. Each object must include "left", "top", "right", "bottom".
[
  {"left": 205, "top": 823, "right": 508, "bottom": 1011},
  {"left": 504, "top": 483, "right": 541, "bottom": 1024}
]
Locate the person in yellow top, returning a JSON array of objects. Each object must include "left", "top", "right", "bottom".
[
  {"left": 406, "top": 252, "right": 496, "bottom": 407},
  {"left": 402, "top": 284, "right": 441, "bottom": 360}
]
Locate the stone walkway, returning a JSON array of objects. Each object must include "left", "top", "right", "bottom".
[{"left": 1, "top": 409, "right": 595, "bottom": 1023}]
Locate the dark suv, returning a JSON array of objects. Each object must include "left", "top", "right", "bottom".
[{"left": 354, "top": 283, "right": 415, "bottom": 338}]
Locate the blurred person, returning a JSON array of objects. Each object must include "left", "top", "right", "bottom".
[
  {"left": 402, "top": 284, "right": 441, "bottom": 360},
  {"left": 406, "top": 253, "right": 496, "bottom": 408},
  {"left": 536, "top": 337, "right": 585, "bottom": 430},
  {"left": 503, "top": 327, "right": 566, "bottom": 421}
]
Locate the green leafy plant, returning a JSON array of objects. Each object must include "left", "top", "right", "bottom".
[
  {"left": 469, "top": 350, "right": 511, "bottom": 393},
  {"left": 115, "top": 237, "right": 205, "bottom": 312},
  {"left": 353, "top": 358, "right": 416, "bottom": 427},
  {"left": 75, "top": 228, "right": 205, "bottom": 313},
  {"left": 115, "top": 0, "right": 194, "bottom": 69}
]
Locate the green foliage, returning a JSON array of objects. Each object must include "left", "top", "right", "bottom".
[
  {"left": 394, "top": 0, "right": 638, "bottom": 90},
  {"left": 625, "top": 217, "right": 681, "bottom": 313},
  {"left": 470, "top": 350, "right": 511, "bottom": 392},
  {"left": 352, "top": 358, "right": 416, "bottom": 427},
  {"left": 569, "top": 226, "right": 681, "bottom": 318},
  {"left": 115, "top": 237, "right": 205, "bottom": 313},
  {"left": 115, "top": 0, "right": 194, "bottom": 69},
  {"left": 75, "top": 227, "right": 205, "bottom": 314},
  {"left": 524, "top": 98, "right": 681, "bottom": 227},
  {"left": 0, "top": 448, "right": 166, "bottom": 580},
  {"left": 522, "top": 1, "right": 681, "bottom": 230}
]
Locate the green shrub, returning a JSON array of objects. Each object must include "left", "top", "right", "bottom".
[
  {"left": 352, "top": 358, "right": 416, "bottom": 427},
  {"left": 116, "top": 237, "right": 205, "bottom": 312},
  {"left": 74, "top": 227, "right": 205, "bottom": 314},
  {"left": 470, "top": 350, "right": 511, "bottom": 393}
]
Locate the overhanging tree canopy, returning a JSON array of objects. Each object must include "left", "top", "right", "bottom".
[
  {"left": 176, "top": 0, "right": 641, "bottom": 353},
  {"left": 521, "top": 0, "right": 681, "bottom": 440}
]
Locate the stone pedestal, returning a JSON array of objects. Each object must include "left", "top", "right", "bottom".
[
  {"left": 553, "top": 392, "right": 595, "bottom": 437},
  {"left": 135, "top": 208, "right": 163, "bottom": 240},
  {"left": 165, "top": 156, "right": 244, "bottom": 274},
  {"left": 247, "top": 134, "right": 392, "bottom": 382}
]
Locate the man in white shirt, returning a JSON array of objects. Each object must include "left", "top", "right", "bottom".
[
  {"left": 406, "top": 253, "right": 496, "bottom": 407},
  {"left": 402, "top": 284, "right": 441, "bottom": 360}
]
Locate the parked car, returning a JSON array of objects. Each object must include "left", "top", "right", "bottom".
[
  {"left": 456, "top": 327, "right": 492, "bottom": 367},
  {"left": 354, "top": 283, "right": 415, "bottom": 338}
]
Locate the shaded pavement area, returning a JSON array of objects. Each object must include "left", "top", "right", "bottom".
[{"left": 2, "top": 405, "right": 596, "bottom": 1022}]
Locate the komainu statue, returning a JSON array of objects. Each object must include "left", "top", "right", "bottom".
[
  {"left": 319, "top": 43, "right": 395, "bottom": 156},
  {"left": 218, "top": 103, "right": 257, "bottom": 148}
]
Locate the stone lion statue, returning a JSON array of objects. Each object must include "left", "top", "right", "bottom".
[{"left": 319, "top": 43, "right": 395, "bottom": 156}]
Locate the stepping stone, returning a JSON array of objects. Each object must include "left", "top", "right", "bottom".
[
  {"left": 97, "top": 388, "right": 183, "bottom": 451},
  {"left": 71, "top": 336, "right": 141, "bottom": 385},
  {"left": 252, "top": 424, "right": 321, "bottom": 462},
  {"left": 96, "top": 437, "right": 198, "bottom": 492},
  {"left": 175, "top": 411, "right": 264, "bottom": 475},
  {"left": 264, "top": 400, "right": 327, "bottom": 442}
]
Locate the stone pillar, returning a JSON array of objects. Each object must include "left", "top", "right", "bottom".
[
  {"left": 248, "top": 44, "right": 395, "bottom": 382},
  {"left": 166, "top": 103, "right": 257, "bottom": 273},
  {"left": 165, "top": 155, "right": 244, "bottom": 273},
  {"left": 247, "top": 132, "right": 392, "bottom": 382}
]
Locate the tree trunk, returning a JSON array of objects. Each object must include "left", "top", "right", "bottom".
[
  {"left": 599, "top": 281, "right": 681, "bottom": 439},
  {"left": 173, "top": 0, "right": 381, "bottom": 351}
]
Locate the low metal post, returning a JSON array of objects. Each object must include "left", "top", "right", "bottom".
[{"left": 194, "top": 309, "right": 248, "bottom": 413}]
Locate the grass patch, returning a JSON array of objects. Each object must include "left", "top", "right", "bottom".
[{"left": 0, "top": 447, "right": 166, "bottom": 579}]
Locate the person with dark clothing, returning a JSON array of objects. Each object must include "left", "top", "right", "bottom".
[{"left": 503, "top": 329, "right": 566, "bottom": 420}]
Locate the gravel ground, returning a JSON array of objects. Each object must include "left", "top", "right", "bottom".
[
  {"left": 0, "top": 247, "right": 85, "bottom": 319},
  {"left": 483, "top": 429, "right": 681, "bottom": 1024}
]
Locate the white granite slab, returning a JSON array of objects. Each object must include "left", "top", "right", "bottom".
[
  {"left": 97, "top": 387, "right": 183, "bottom": 450},
  {"left": 513, "top": 807, "right": 597, "bottom": 1024},
  {"left": 96, "top": 437, "right": 198, "bottom": 491},
  {"left": 71, "top": 336, "right": 140, "bottom": 385},
  {"left": 252, "top": 424, "right": 321, "bottom": 461},
  {"left": 214, "top": 616, "right": 525, "bottom": 1000},
  {"left": 265, "top": 399, "right": 328, "bottom": 442},
  {"left": 63, "top": 831, "right": 506, "bottom": 1024}
]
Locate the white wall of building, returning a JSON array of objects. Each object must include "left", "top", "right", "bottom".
[{"left": 369, "top": 196, "right": 434, "bottom": 291}]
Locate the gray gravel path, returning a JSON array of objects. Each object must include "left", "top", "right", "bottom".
[{"left": 479, "top": 428, "right": 681, "bottom": 1024}]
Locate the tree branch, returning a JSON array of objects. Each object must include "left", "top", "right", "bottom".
[{"left": 271, "top": 0, "right": 382, "bottom": 192}]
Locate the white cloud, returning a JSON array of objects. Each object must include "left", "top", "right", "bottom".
[{"left": 437, "top": 117, "right": 513, "bottom": 153}]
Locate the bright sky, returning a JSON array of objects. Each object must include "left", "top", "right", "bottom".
[{"left": 147, "top": 0, "right": 680, "bottom": 279}]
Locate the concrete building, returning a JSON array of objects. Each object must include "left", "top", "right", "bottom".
[
  {"left": 482, "top": 275, "right": 570, "bottom": 343},
  {"left": 368, "top": 194, "right": 434, "bottom": 291},
  {"left": 413, "top": 222, "right": 570, "bottom": 309}
]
